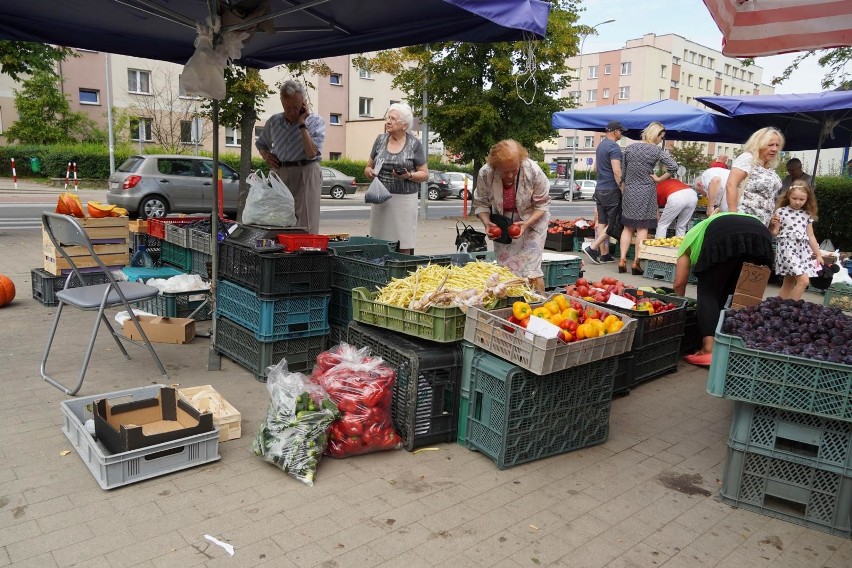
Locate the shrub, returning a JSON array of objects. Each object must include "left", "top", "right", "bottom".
[{"left": 813, "top": 176, "right": 852, "bottom": 251}]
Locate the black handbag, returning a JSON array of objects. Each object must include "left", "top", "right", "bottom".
[
  {"left": 488, "top": 212, "right": 514, "bottom": 244},
  {"left": 455, "top": 221, "right": 488, "bottom": 252}
]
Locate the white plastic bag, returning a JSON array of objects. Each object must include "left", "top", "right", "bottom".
[
  {"left": 242, "top": 170, "right": 297, "bottom": 227},
  {"left": 180, "top": 17, "right": 250, "bottom": 100},
  {"left": 364, "top": 177, "right": 392, "bottom": 204}
]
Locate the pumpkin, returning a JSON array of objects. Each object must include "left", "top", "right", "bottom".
[
  {"left": 58, "top": 192, "right": 85, "bottom": 218},
  {"left": 0, "top": 275, "right": 15, "bottom": 307},
  {"left": 110, "top": 207, "right": 129, "bottom": 217},
  {"left": 87, "top": 201, "right": 116, "bottom": 218}
]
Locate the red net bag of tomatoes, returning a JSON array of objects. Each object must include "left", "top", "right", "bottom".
[{"left": 312, "top": 343, "right": 402, "bottom": 458}]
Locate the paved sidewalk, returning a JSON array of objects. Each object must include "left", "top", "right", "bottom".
[{"left": 0, "top": 212, "right": 849, "bottom": 567}]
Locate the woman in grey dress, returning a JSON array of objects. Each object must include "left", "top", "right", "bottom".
[{"left": 619, "top": 122, "right": 678, "bottom": 274}]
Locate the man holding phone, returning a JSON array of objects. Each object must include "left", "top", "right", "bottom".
[{"left": 255, "top": 80, "right": 326, "bottom": 232}]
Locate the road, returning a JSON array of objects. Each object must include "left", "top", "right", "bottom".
[{"left": 0, "top": 192, "right": 597, "bottom": 231}]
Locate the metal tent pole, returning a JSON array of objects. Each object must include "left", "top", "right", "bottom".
[{"left": 208, "top": 99, "right": 221, "bottom": 371}]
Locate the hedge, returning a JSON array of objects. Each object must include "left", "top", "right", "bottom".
[{"left": 813, "top": 176, "right": 852, "bottom": 252}]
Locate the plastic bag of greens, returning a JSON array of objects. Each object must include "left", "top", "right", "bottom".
[{"left": 252, "top": 359, "right": 339, "bottom": 485}]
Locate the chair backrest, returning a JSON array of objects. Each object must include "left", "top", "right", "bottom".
[{"left": 42, "top": 212, "right": 120, "bottom": 288}]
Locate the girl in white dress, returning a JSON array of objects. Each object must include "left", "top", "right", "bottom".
[{"left": 768, "top": 181, "right": 824, "bottom": 300}]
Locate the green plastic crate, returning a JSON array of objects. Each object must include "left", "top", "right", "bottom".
[
  {"left": 465, "top": 346, "right": 617, "bottom": 469},
  {"left": 708, "top": 313, "right": 852, "bottom": 422},
  {"left": 327, "top": 236, "right": 399, "bottom": 252},
  {"left": 824, "top": 285, "right": 852, "bottom": 312},
  {"left": 351, "top": 287, "right": 467, "bottom": 343},
  {"left": 541, "top": 256, "right": 582, "bottom": 288},
  {"left": 160, "top": 241, "right": 192, "bottom": 272}
]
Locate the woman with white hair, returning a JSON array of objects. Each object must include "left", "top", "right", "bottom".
[
  {"left": 725, "top": 126, "right": 785, "bottom": 226},
  {"left": 618, "top": 121, "right": 678, "bottom": 274},
  {"left": 364, "top": 102, "right": 428, "bottom": 254}
]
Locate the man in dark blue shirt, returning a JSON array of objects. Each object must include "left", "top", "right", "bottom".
[{"left": 584, "top": 120, "right": 624, "bottom": 264}]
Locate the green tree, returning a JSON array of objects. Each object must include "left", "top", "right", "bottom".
[
  {"left": 669, "top": 143, "right": 710, "bottom": 180},
  {"left": 0, "top": 40, "right": 75, "bottom": 81},
  {"left": 354, "top": 0, "right": 581, "bottom": 179},
  {"left": 745, "top": 48, "right": 852, "bottom": 90},
  {"left": 4, "top": 70, "right": 105, "bottom": 144}
]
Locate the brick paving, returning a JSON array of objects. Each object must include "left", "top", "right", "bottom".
[{"left": 0, "top": 179, "right": 849, "bottom": 567}]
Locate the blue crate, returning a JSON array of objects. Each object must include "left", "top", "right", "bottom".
[{"left": 216, "top": 279, "right": 329, "bottom": 341}]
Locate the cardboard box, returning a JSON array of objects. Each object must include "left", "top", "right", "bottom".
[
  {"left": 94, "top": 386, "right": 215, "bottom": 454},
  {"left": 124, "top": 315, "right": 196, "bottom": 344},
  {"left": 178, "top": 385, "right": 241, "bottom": 442},
  {"left": 731, "top": 262, "right": 771, "bottom": 309}
]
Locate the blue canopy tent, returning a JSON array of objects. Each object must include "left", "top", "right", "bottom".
[
  {"left": 551, "top": 99, "right": 752, "bottom": 143},
  {"left": 697, "top": 90, "right": 852, "bottom": 175},
  {"left": 0, "top": 0, "right": 550, "bottom": 371}
]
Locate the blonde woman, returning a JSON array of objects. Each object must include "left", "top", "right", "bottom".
[
  {"left": 725, "top": 126, "right": 784, "bottom": 226},
  {"left": 619, "top": 122, "right": 678, "bottom": 274},
  {"left": 474, "top": 139, "right": 551, "bottom": 292}
]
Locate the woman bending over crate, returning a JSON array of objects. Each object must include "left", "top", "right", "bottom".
[{"left": 673, "top": 213, "right": 774, "bottom": 367}]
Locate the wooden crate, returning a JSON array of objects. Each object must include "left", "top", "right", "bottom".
[
  {"left": 45, "top": 216, "right": 130, "bottom": 243},
  {"left": 129, "top": 220, "right": 148, "bottom": 234},
  {"left": 638, "top": 243, "right": 680, "bottom": 263},
  {"left": 43, "top": 252, "right": 130, "bottom": 275},
  {"left": 178, "top": 385, "right": 241, "bottom": 442}
]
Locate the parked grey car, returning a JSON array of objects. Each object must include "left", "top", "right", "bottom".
[
  {"left": 447, "top": 172, "right": 474, "bottom": 199},
  {"left": 107, "top": 155, "right": 240, "bottom": 219},
  {"left": 548, "top": 178, "right": 582, "bottom": 200},
  {"left": 321, "top": 167, "right": 357, "bottom": 199}
]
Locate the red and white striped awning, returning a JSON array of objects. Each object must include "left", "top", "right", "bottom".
[{"left": 703, "top": 0, "right": 852, "bottom": 57}]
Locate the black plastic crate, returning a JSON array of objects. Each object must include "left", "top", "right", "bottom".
[
  {"left": 139, "top": 289, "right": 211, "bottom": 320},
  {"left": 129, "top": 233, "right": 162, "bottom": 255},
  {"left": 346, "top": 321, "right": 463, "bottom": 451},
  {"left": 612, "top": 354, "right": 635, "bottom": 396},
  {"left": 465, "top": 346, "right": 617, "bottom": 469},
  {"left": 680, "top": 302, "right": 701, "bottom": 355},
  {"left": 30, "top": 268, "right": 111, "bottom": 307},
  {"left": 602, "top": 289, "right": 688, "bottom": 350},
  {"left": 330, "top": 244, "right": 452, "bottom": 291},
  {"left": 328, "top": 324, "right": 348, "bottom": 347},
  {"left": 214, "top": 316, "right": 326, "bottom": 380},
  {"left": 329, "top": 286, "right": 354, "bottom": 327},
  {"left": 631, "top": 336, "right": 682, "bottom": 387},
  {"left": 218, "top": 241, "right": 331, "bottom": 298}
]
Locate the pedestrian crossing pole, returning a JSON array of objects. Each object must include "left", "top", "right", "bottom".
[
  {"left": 63, "top": 163, "right": 71, "bottom": 190},
  {"left": 73, "top": 162, "right": 79, "bottom": 192},
  {"left": 11, "top": 158, "right": 16, "bottom": 189}
]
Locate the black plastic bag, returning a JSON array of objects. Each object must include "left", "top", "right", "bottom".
[
  {"left": 455, "top": 221, "right": 487, "bottom": 253},
  {"left": 489, "top": 213, "right": 513, "bottom": 244}
]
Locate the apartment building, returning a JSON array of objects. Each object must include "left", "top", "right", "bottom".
[
  {"left": 545, "top": 33, "right": 776, "bottom": 172},
  {"left": 0, "top": 49, "right": 411, "bottom": 162}
]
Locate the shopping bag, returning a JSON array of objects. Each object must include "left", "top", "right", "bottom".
[{"left": 455, "top": 221, "right": 487, "bottom": 253}]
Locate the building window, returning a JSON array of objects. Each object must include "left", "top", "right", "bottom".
[
  {"left": 225, "top": 126, "right": 241, "bottom": 146},
  {"left": 618, "top": 86, "right": 630, "bottom": 100},
  {"left": 329, "top": 113, "right": 342, "bottom": 125},
  {"left": 568, "top": 90, "right": 580, "bottom": 102},
  {"left": 588, "top": 65, "right": 598, "bottom": 79},
  {"left": 586, "top": 90, "right": 597, "bottom": 102},
  {"left": 661, "top": 65, "right": 667, "bottom": 78},
  {"left": 602, "top": 88, "right": 610, "bottom": 99},
  {"left": 724, "top": 85, "right": 729, "bottom": 95},
  {"left": 566, "top": 136, "right": 578, "bottom": 148},
  {"left": 584, "top": 136, "right": 594, "bottom": 148},
  {"left": 748, "top": 72, "right": 753, "bottom": 82},
  {"left": 670, "top": 80, "right": 679, "bottom": 88},
  {"left": 129, "top": 118, "right": 152, "bottom": 141},
  {"left": 620, "top": 62, "right": 631, "bottom": 75},
  {"left": 690, "top": 51, "right": 697, "bottom": 63},
  {"left": 180, "top": 121, "right": 193, "bottom": 144},
  {"left": 688, "top": 74, "right": 693, "bottom": 86},
  {"left": 672, "top": 56, "right": 680, "bottom": 65},
  {"left": 604, "top": 64, "right": 611, "bottom": 75},
  {"left": 724, "top": 64, "right": 730, "bottom": 75},
  {"left": 127, "top": 69, "right": 151, "bottom": 94},
  {"left": 683, "top": 49, "right": 689, "bottom": 60},
  {"left": 708, "top": 57, "right": 715, "bottom": 68},
  {"left": 686, "top": 96, "right": 692, "bottom": 104},
  {"left": 329, "top": 152, "right": 341, "bottom": 160},
  {"left": 330, "top": 73, "right": 342, "bottom": 85},
  {"left": 698, "top": 78, "right": 704, "bottom": 89},
  {"left": 79, "top": 88, "right": 99, "bottom": 105},
  {"left": 659, "top": 89, "right": 665, "bottom": 100},
  {"left": 358, "top": 68, "right": 373, "bottom": 79},
  {"left": 358, "top": 97, "right": 373, "bottom": 117},
  {"left": 698, "top": 54, "right": 705, "bottom": 66},
  {"left": 254, "top": 126, "right": 263, "bottom": 139}
]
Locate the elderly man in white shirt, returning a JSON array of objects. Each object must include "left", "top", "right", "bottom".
[{"left": 697, "top": 166, "right": 731, "bottom": 217}]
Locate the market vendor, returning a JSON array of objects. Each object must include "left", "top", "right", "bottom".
[
  {"left": 673, "top": 212, "right": 774, "bottom": 367},
  {"left": 475, "top": 139, "right": 551, "bottom": 292}
]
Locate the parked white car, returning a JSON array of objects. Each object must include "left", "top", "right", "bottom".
[
  {"left": 447, "top": 172, "right": 475, "bottom": 199},
  {"left": 575, "top": 179, "right": 597, "bottom": 200}
]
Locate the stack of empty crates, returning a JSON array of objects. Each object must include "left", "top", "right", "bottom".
[
  {"left": 213, "top": 235, "right": 332, "bottom": 379},
  {"left": 32, "top": 216, "right": 130, "bottom": 306},
  {"left": 709, "top": 314, "right": 852, "bottom": 537}
]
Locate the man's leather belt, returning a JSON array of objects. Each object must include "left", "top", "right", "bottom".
[{"left": 281, "top": 159, "right": 317, "bottom": 167}]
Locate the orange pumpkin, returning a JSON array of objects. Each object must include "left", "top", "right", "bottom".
[
  {"left": 87, "top": 201, "right": 116, "bottom": 218},
  {"left": 0, "top": 275, "right": 15, "bottom": 307},
  {"left": 59, "top": 192, "right": 85, "bottom": 218},
  {"left": 110, "top": 207, "right": 129, "bottom": 217}
]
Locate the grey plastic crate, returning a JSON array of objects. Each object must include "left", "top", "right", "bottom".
[
  {"left": 165, "top": 222, "right": 191, "bottom": 248},
  {"left": 720, "top": 445, "right": 852, "bottom": 537},
  {"left": 60, "top": 385, "right": 220, "bottom": 490},
  {"left": 729, "top": 402, "right": 852, "bottom": 477}
]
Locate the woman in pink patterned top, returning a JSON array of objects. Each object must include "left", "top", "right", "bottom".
[{"left": 474, "top": 139, "right": 551, "bottom": 292}]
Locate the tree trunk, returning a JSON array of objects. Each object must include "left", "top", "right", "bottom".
[{"left": 236, "top": 112, "right": 255, "bottom": 222}]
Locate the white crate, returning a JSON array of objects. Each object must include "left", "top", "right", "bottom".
[{"left": 61, "top": 385, "right": 220, "bottom": 490}]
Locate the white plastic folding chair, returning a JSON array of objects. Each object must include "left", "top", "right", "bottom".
[{"left": 40, "top": 212, "right": 169, "bottom": 395}]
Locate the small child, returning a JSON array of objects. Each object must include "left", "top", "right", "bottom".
[{"left": 768, "top": 181, "right": 823, "bottom": 300}]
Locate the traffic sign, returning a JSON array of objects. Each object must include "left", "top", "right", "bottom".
[{"left": 586, "top": 158, "right": 593, "bottom": 165}]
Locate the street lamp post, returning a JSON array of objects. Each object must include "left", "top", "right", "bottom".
[{"left": 568, "top": 19, "right": 615, "bottom": 203}]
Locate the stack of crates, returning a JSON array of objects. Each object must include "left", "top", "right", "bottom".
[
  {"left": 214, "top": 239, "right": 332, "bottom": 379},
  {"left": 458, "top": 297, "right": 637, "bottom": 468},
  {"left": 709, "top": 312, "right": 852, "bottom": 537},
  {"left": 606, "top": 289, "right": 688, "bottom": 395}
]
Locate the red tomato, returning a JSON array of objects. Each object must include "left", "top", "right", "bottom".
[
  {"left": 508, "top": 224, "right": 522, "bottom": 238},
  {"left": 487, "top": 226, "right": 502, "bottom": 239}
]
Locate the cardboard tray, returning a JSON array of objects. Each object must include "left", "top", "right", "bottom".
[{"left": 94, "top": 386, "right": 215, "bottom": 454}]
